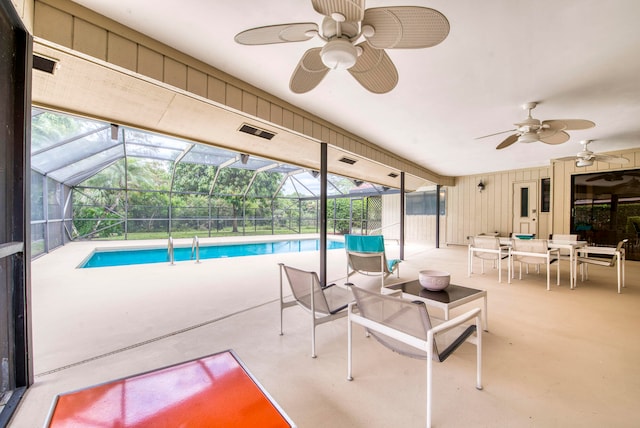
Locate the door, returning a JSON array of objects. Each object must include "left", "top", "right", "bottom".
[{"left": 513, "top": 181, "right": 538, "bottom": 236}]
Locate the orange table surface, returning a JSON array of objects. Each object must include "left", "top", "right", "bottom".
[{"left": 45, "top": 350, "right": 295, "bottom": 427}]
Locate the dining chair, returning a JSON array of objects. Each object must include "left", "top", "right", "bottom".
[
  {"left": 468, "top": 235, "right": 509, "bottom": 282},
  {"left": 346, "top": 284, "right": 482, "bottom": 428},
  {"left": 279, "top": 263, "right": 353, "bottom": 358},
  {"left": 508, "top": 239, "right": 560, "bottom": 290},
  {"left": 576, "top": 239, "right": 628, "bottom": 293}
]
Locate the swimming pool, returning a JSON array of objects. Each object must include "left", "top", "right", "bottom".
[{"left": 79, "top": 239, "right": 345, "bottom": 268}]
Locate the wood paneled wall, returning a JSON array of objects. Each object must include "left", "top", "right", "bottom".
[
  {"left": 446, "top": 167, "right": 550, "bottom": 245},
  {"left": 382, "top": 194, "right": 446, "bottom": 244}
]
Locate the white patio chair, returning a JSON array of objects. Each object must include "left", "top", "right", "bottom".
[
  {"left": 468, "top": 235, "right": 509, "bottom": 282},
  {"left": 508, "top": 239, "right": 560, "bottom": 290},
  {"left": 346, "top": 284, "right": 482, "bottom": 428},
  {"left": 345, "top": 234, "right": 401, "bottom": 289},
  {"left": 551, "top": 234, "right": 578, "bottom": 257},
  {"left": 576, "top": 239, "right": 628, "bottom": 293},
  {"left": 279, "top": 263, "right": 353, "bottom": 358}
]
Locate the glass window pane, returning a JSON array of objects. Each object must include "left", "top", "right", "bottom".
[{"left": 520, "top": 187, "right": 529, "bottom": 217}]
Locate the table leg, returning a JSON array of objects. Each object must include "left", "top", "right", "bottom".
[
  {"left": 483, "top": 294, "right": 488, "bottom": 331},
  {"left": 570, "top": 250, "right": 575, "bottom": 289}
]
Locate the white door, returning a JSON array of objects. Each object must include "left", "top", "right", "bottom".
[{"left": 513, "top": 181, "right": 538, "bottom": 236}]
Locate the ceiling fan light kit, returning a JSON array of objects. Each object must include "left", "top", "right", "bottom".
[
  {"left": 234, "top": 0, "right": 450, "bottom": 93},
  {"left": 576, "top": 158, "right": 593, "bottom": 167},
  {"left": 320, "top": 39, "right": 358, "bottom": 69}
]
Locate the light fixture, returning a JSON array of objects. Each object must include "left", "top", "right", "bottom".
[
  {"left": 477, "top": 180, "right": 485, "bottom": 192},
  {"left": 320, "top": 39, "right": 357, "bottom": 70},
  {"left": 517, "top": 131, "right": 539, "bottom": 143},
  {"left": 311, "top": 170, "right": 320, "bottom": 178},
  {"left": 353, "top": 180, "right": 363, "bottom": 187},
  {"left": 240, "top": 154, "right": 250, "bottom": 164}
]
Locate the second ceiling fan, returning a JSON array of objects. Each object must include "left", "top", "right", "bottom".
[
  {"left": 477, "top": 102, "right": 595, "bottom": 150},
  {"left": 234, "top": 0, "right": 450, "bottom": 94}
]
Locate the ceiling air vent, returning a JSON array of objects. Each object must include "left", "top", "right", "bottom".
[
  {"left": 238, "top": 123, "right": 275, "bottom": 140},
  {"left": 33, "top": 54, "right": 58, "bottom": 74},
  {"left": 338, "top": 157, "right": 357, "bottom": 165},
  {"left": 388, "top": 172, "right": 399, "bottom": 178}
]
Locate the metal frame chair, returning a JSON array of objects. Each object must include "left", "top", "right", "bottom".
[
  {"left": 468, "top": 235, "right": 509, "bottom": 282},
  {"left": 345, "top": 234, "right": 400, "bottom": 288},
  {"left": 279, "top": 263, "right": 353, "bottom": 358},
  {"left": 508, "top": 239, "right": 560, "bottom": 290},
  {"left": 346, "top": 285, "right": 482, "bottom": 428},
  {"left": 576, "top": 239, "right": 628, "bottom": 293}
]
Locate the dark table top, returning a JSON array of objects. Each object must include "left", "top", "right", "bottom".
[{"left": 387, "top": 280, "right": 483, "bottom": 304}]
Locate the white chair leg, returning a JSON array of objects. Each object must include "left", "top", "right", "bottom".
[
  {"left": 347, "top": 318, "right": 353, "bottom": 381},
  {"left": 311, "top": 321, "right": 317, "bottom": 358},
  {"left": 617, "top": 255, "right": 621, "bottom": 294},
  {"left": 546, "top": 262, "right": 550, "bottom": 291}
]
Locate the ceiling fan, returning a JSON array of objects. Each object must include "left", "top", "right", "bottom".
[
  {"left": 234, "top": 0, "right": 449, "bottom": 94},
  {"left": 557, "top": 140, "right": 630, "bottom": 167},
  {"left": 476, "top": 102, "right": 595, "bottom": 150}
]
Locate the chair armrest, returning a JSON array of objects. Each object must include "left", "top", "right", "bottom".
[
  {"left": 429, "top": 307, "right": 481, "bottom": 336},
  {"left": 381, "top": 287, "right": 403, "bottom": 297},
  {"left": 577, "top": 246, "right": 619, "bottom": 256}
]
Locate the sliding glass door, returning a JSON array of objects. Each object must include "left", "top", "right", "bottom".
[
  {"left": 0, "top": 0, "right": 32, "bottom": 423},
  {"left": 572, "top": 169, "right": 640, "bottom": 260}
]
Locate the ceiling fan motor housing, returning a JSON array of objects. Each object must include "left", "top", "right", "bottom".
[
  {"left": 517, "top": 131, "right": 539, "bottom": 143},
  {"left": 321, "top": 38, "right": 357, "bottom": 69},
  {"left": 576, "top": 158, "right": 594, "bottom": 167}
]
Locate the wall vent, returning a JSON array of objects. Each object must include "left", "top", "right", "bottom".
[
  {"left": 388, "top": 172, "right": 399, "bottom": 178},
  {"left": 33, "top": 54, "right": 57, "bottom": 74},
  {"left": 238, "top": 123, "right": 275, "bottom": 140},
  {"left": 338, "top": 157, "right": 357, "bottom": 165}
]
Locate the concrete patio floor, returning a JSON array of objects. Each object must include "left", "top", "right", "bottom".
[{"left": 9, "top": 236, "right": 640, "bottom": 427}]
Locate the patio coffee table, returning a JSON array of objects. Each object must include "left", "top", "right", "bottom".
[{"left": 386, "top": 280, "right": 488, "bottom": 331}]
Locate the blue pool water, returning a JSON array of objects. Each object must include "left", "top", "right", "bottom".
[{"left": 80, "top": 239, "right": 345, "bottom": 268}]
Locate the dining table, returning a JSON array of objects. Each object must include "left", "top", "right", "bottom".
[{"left": 499, "top": 237, "right": 587, "bottom": 288}]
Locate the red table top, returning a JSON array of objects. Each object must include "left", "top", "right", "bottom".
[{"left": 45, "top": 350, "right": 295, "bottom": 427}]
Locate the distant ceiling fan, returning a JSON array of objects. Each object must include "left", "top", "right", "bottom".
[
  {"left": 476, "top": 102, "right": 595, "bottom": 150},
  {"left": 234, "top": 0, "right": 450, "bottom": 94},
  {"left": 557, "top": 140, "right": 629, "bottom": 167}
]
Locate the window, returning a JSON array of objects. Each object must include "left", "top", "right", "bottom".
[
  {"left": 406, "top": 189, "right": 446, "bottom": 215},
  {"left": 541, "top": 178, "right": 551, "bottom": 212},
  {"left": 520, "top": 187, "right": 529, "bottom": 217}
]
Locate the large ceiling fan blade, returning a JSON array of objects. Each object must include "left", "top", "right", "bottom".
[
  {"left": 540, "top": 130, "right": 570, "bottom": 145},
  {"left": 347, "top": 43, "right": 398, "bottom": 93},
  {"left": 362, "top": 6, "right": 450, "bottom": 49},
  {"left": 289, "top": 48, "right": 329, "bottom": 94},
  {"left": 542, "top": 119, "right": 595, "bottom": 131},
  {"left": 235, "top": 23, "right": 318, "bottom": 45},
  {"left": 593, "top": 154, "right": 630, "bottom": 164},
  {"left": 312, "top": 0, "right": 365, "bottom": 21},
  {"left": 496, "top": 134, "right": 519, "bottom": 150},
  {"left": 475, "top": 129, "right": 517, "bottom": 140}
]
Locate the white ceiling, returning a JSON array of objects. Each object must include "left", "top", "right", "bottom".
[{"left": 69, "top": 0, "right": 640, "bottom": 177}]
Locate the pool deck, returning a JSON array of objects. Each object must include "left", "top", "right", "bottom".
[{"left": 10, "top": 235, "right": 640, "bottom": 427}]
